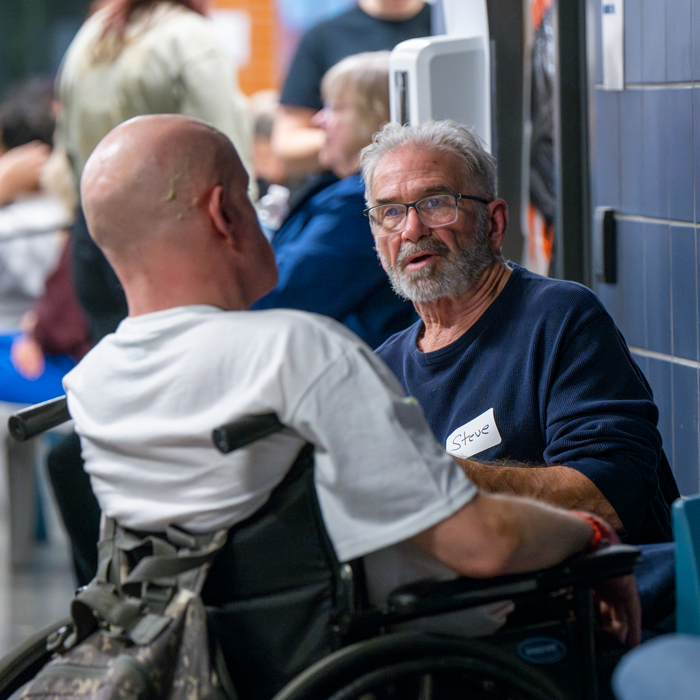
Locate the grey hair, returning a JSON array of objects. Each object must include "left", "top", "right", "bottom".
[{"left": 359, "top": 120, "right": 497, "bottom": 205}]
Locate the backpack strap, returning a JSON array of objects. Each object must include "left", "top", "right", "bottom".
[{"left": 55, "top": 519, "right": 228, "bottom": 652}]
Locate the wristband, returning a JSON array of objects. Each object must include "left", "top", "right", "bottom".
[{"left": 571, "top": 510, "right": 618, "bottom": 551}]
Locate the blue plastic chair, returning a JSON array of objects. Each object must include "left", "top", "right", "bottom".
[
  {"left": 610, "top": 496, "right": 700, "bottom": 700},
  {"left": 672, "top": 494, "right": 700, "bottom": 635}
]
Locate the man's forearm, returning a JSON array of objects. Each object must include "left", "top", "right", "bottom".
[{"left": 456, "top": 459, "right": 624, "bottom": 532}]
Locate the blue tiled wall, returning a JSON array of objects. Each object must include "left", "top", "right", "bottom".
[{"left": 593, "top": 0, "right": 700, "bottom": 493}]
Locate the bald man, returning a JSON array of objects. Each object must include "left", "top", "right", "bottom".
[
  {"left": 79, "top": 115, "right": 275, "bottom": 317},
  {"left": 64, "top": 114, "right": 640, "bottom": 698}
]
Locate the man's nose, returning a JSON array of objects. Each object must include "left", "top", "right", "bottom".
[{"left": 401, "top": 206, "right": 428, "bottom": 243}]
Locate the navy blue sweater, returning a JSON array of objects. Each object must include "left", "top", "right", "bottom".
[{"left": 376, "top": 264, "right": 670, "bottom": 542}]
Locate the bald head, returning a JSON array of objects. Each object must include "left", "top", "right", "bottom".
[
  {"left": 81, "top": 114, "right": 239, "bottom": 253},
  {"left": 80, "top": 114, "right": 277, "bottom": 314}
]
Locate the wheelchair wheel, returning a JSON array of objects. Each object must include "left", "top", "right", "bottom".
[
  {"left": 273, "top": 631, "right": 567, "bottom": 700},
  {"left": 0, "top": 618, "right": 70, "bottom": 700}
]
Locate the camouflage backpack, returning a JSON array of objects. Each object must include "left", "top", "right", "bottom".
[{"left": 11, "top": 518, "right": 232, "bottom": 700}]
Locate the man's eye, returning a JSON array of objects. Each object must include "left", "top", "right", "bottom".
[
  {"left": 422, "top": 197, "right": 448, "bottom": 211},
  {"left": 382, "top": 206, "right": 404, "bottom": 219}
]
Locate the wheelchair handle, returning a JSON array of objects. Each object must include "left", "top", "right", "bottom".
[
  {"left": 8, "top": 396, "right": 284, "bottom": 455},
  {"left": 8, "top": 395, "right": 71, "bottom": 442},
  {"left": 212, "top": 412, "right": 284, "bottom": 454}
]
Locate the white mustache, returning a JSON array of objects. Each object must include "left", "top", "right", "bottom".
[{"left": 396, "top": 239, "right": 451, "bottom": 269}]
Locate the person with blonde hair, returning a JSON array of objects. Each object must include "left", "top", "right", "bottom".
[{"left": 252, "top": 51, "right": 416, "bottom": 349}]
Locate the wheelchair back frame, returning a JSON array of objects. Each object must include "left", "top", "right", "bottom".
[{"left": 0, "top": 396, "right": 642, "bottom": 700}]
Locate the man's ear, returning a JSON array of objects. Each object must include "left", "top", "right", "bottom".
[
  {"left": 207, "top": 184, "right": 234, "bottom": 241},
  {"left": 486, "top": 199, "right": 508, "bottom": 253}
]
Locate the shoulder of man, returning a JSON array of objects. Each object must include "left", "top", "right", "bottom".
[{"left": 510, "top": 263, "right": 606, "bottom": 313}]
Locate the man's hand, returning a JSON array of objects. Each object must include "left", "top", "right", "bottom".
[
  {"left": 592, "top": 574, "right": 642, "bottom": 647},
  {"left": 11, "top": 333, "right": 45, "bottom": 379},
  {"left": 0, "top": 141, "right": 51, "bottom": 205}
]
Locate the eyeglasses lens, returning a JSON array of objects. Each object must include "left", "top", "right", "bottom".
[{"left": 370, "top": 195, "right": 458, "bottom": 236}]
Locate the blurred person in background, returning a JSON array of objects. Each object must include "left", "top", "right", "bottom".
[
  {"left": 0, "top": 76, "right": 71, "bottom": 346},
  {"left": 272, "top": 0, "right": 433, "bottom": 181},
  {"left": 252, "top": 51, "right": 416, "bottom": 349},
  {"left": 248, "top": 89, "right": 299, "bottom": 235},
  {"left": 248, "top": 90, "right": 291, "bottom": 198},
  {"left": 0, "top": 145, "right": 51, "bottom": 210},
  {"left": 0, "top": 139, "right": 91, "bottom": 405},
  {"left": 57, "top": 0, "right": 255, "bottom": 342},
  {"left": 0, "top": 75, "right": 96, "bottom": 585}
]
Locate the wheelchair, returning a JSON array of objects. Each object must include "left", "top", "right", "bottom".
[{"left": 0, "top": 397, "right": 642, "bottom": 700}]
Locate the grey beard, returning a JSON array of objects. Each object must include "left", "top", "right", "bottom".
[{"left": 378, "top": 232, "right": 495, "bottom": 303}]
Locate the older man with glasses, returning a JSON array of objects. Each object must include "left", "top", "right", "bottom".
[{"left": 362, "top": 120, "right": 678, "bottom": 562}]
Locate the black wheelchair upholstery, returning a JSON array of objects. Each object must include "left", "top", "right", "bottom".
[
  {"left": 0, "top": 397, "right": 643, "bottom": 700},
  {"left": 201, "top": 441, "right": 366, "bottom": 700}
]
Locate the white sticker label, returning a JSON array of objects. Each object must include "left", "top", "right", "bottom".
[{"left": 445, "top": 408, "right": 502, "bottom": 459}]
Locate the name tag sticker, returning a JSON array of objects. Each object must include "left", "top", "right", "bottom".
[{"left": 445, "top": 408, "right": 502, "bottom": 459}]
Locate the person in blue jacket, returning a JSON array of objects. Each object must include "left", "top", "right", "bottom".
[{"left": 252, "top": 51, "right": 416, "bottom": 348}]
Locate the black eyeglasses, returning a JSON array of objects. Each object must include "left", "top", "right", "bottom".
[{"left": 364, "top": 193, "right": 490, "bottom": 236}]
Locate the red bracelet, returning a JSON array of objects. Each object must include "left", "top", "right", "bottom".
[{"left": 571, "top": 511, "right": 618, "bottom": 551}]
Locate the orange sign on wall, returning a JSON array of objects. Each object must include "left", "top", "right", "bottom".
[{"left": 213, "top": 0, "right": 283, "bottom": 96}]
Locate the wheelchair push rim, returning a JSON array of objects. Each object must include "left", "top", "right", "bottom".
[{"left": 272, "top": 631, "right": 567, "bottom": 700}]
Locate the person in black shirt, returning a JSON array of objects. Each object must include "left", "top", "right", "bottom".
[{"left": 272, "top": 0, "right": 433, "bottom": 179}]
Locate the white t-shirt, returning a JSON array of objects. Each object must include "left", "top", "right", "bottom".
[{"left": 64, "top": 306, "right": 510, "bottom": 633}]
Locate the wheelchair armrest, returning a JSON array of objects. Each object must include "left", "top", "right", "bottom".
[
  {"left": 383, "top": 544, "right": 642, "bottom": 621},
  {"left": 8, "top": 395, "right": 71, "bottom": 442}
]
